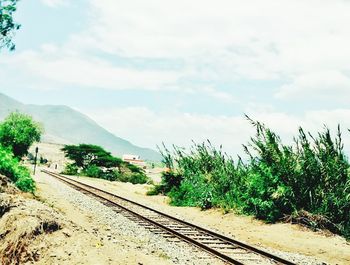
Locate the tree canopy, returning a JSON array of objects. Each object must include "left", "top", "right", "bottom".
[
  {"left": 61, "top": 144, "right": 147, "bottom": 183},
  {"left": 0, "top": 112, "right": 43, "bottom": 158},
  {"left": 61, "top": 144, "right": 123, "bottom": 170},
  {"left": 0, "top": 0, "right": 20, "bottom": 51}
]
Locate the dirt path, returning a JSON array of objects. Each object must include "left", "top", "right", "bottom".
[{"left": 54, "top": 172, "right": 350, "bottom": 265}]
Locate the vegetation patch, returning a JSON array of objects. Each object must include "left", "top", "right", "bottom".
[
  {"left": 150, "top": 116, "right": 350, "bottom": 239},
  {"left": 0, "top": 112, "right": 42, "bottom": 159},
  {"left": 0, "top": 145, "right": 35, "bottom": 193},
  {"left": 62, "top": 144, "right": 150, "bottom": 184},
  {"left": 0, "top": 112, "right": 42, "bottom": 193}
]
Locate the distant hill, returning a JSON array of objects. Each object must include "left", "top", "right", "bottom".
[{"left": 0, "top": 93, "right": 161, "bottom": 161}]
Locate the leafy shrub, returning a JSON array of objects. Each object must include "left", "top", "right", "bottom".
[
  {"left": 61, "top": 144, "right": 150, "bottom": 184},
  {"left": 0, "top": 145, "right": 35, "bottom": 192},
  {"left": 62, "top": 144, "right": 149, "bottom": 184},
  {"left": 129, "top": 172, "right": 148, "bottom": 184},
  {"left": 0, "top": 112, "right": 42, "bottom": 158},
  {"left": 126, "top": 163, "right": 144, "bottom": 173},
  {"left": 115, "top": 172, "right": 148, "bottom": 184},
  {"left": 62, "top": 163, "right": 79, "bottom": 175},
  {"left": 14, "top": 175, "right": 36, "bottom": 192},
  {"left": 99, "top": 170, "right": 119, "bottom": 181},
  {"left": 83, "top": 165, "right": 102, "bottom": 178},
  {"left": 148, "top": 171, "right": 183, "bottom": 196},
  {"left": 153, "top": 117, "right": 350, "bottom": 239}
]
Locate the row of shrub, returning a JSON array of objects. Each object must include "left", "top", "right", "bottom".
[
  {"left": 149, "top": 117, "right": 350, "bottom": 239},
  {"left": 61, "top": 144, "right": 150, "bottom": 184}
]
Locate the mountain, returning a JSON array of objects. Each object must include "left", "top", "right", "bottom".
[{"left": 0, "top": 93, "right": 161, "bottom": 161}]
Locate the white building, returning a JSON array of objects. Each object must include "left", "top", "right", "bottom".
[{"left": 122, "top": 154, "right": 147, "bottom": 169}]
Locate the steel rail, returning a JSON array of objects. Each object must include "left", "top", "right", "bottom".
[{"left": 42, "top": 170, "right": 296, "bottom": 265}]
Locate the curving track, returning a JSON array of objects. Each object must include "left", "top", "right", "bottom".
[{"left": 42, "top": 170, "right": 296, "bottom": 265}]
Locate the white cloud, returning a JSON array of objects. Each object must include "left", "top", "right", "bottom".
[
  {"left": 181, "top": 86, "right": 237, "bottom": 103},
  {"left": 276, "top": 71, "right": 350, "bottom": 100},
  {"left": 202, "top": 87, "right": 236, "bottom": 103},
  {"left": 63, "top": 0, "right": 350, "bottom": 99},
  {"left": 5, "top": 0, "right": 350, "bottom": 106},
  {"left": 5, "top": 0, "right": 350, "bottom": 100},
  {"left": 83, "top": 1, "right": 350, "bottom": 63},
  {"left": 0, "top": 46, "right": 236, "bottom": 100},
  {"left": 1, "top": 48, "right": 181, "bottom": 91}
]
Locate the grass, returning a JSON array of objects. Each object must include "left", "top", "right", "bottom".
[{"left": 149, "top": 116, "right": 350, "bottom": 239}]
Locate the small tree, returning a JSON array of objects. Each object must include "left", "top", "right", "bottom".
[
  {"left": 62, "top": 143, "right": 149, "bottom": 184},
  {"left": 0, "top": 0, "right": 20, "bottom": 51},
  {"left": 0, "top": 112, "right": 43, "bottom": 158},
  {"left": 61, "top": 144, "right": 123, "bottom": 170}
]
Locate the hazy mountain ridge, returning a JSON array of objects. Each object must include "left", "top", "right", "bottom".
[{"left": 0, "top": 93, "right": 161, "bottom": 161}]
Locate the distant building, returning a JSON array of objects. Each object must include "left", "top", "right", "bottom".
[{"left": 122, "top": 154, "right": 147, "bottom": 169}]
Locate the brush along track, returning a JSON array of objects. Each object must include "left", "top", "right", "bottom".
[{"left": 42, "top": 170, "right": 295, "bottom": 265}]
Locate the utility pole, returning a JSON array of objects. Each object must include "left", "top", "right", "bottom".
[{"left": 33, "top": 147, "right": 39, "bottom": 175}]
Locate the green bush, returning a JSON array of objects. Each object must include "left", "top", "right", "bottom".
[
  {"left": 15, "top": 175, "right": 36, "bottom": 192},
  {"left": 129, "top": 172, "right": 148, "bottom": 184},
  {"left": 147, "top": 171, "right": 183, "bottom": 195},
  {"left": 115, "top": 172, "right": 148, "bottom": 184},
  {"left": 99, "top": 170, "right": 119, "bottom": 181},
  {"left": 0, "top": 112, "right": 42, "bottom": 158},
  {"left": 83, "top": 165, "right": 102, "bottom": 178},
  {"left": 153, "top": 118, "right": 350, "bottom": 239},
  {"left": 61, "top": 144, "right": 150, "bottom": 184},
  {"left": 0, "top": 145, "right": 35, "bottom": 192},
  {"left": 62, "top": 163, "right": 79, "bottom": 175},
  {"left": 126, "top": 163, "right": 144, "bottom": 173}
]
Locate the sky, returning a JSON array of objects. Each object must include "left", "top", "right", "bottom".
[{"left": 1, "top": 0, "right": 350, "bottom": 155}]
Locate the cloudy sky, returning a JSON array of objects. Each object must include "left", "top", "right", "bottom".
[{"left": 1, "top": 0, "right": 350, "bottom": 154}]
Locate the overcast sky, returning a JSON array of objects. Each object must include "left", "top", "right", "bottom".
[{"left": 1, "top": 0, "right": 350, "bottom": 154}]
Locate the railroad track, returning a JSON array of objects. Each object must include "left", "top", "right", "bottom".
[{"left": 42, "top": 170, "right": 296, "bottom": 265}]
